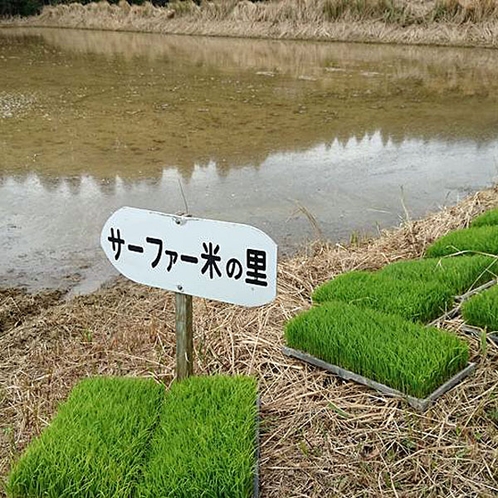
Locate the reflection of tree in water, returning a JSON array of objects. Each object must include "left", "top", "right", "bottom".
[
  {"left": 37, "top": 176, "right": 62, "bottom": 192},
  {"left": 94, "top": 177, "right": 117, "bottom": 196},
  {"left": 2, "top": 104, "right": 497, "bottom": 182},
  {"left": 64, "top": 175, "right": 82, "bottom": 195},
  {"left": 3, "top": 128, "right": 497, "bottom": 195},
  {"left": 2, "top": 27, "right": 498, "bottom": 182}
]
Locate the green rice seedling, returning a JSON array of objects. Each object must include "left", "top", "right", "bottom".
[
  {"left": 7, "top": 377, "right": 163, "bottom": 498},
  {"left": 138, "top": 375, "right": 258, "bottom": 498},
  {"left": 471, "top": 208, "right": 498, "bottom": 228},
  {"left": 312, "top": 271, "right": 454, "bottom": 323},
  {"left": 462, "top": 284, "right": 498, "bottom": 332},
  {"left": 285, "top": 301, "right": 469, "bottom": 399},
  {"left": 379, "top": 255, "right": 498, "bottom": 295},
  {"left": 425, "top": 225, "right": 498, "bottom": 258}
]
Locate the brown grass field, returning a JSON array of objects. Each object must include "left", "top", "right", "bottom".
[
  {"left": 3, "top": 0, "right": 498, "bottom": 48},
  {"left": 1, "top": 187, "right": 498, "bottom": 496}
]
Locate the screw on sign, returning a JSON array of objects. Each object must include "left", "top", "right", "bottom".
[{"left": 101, "top": 207, "right": 278, "bottom": 379}]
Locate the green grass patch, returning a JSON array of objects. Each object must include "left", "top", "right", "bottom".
[
  {"left": 379, "top": 255, "right": 498, "bottom": 295},
  {"left": 425, "top": 225, "right": 498, "bottom": 258},
  {"left": 462, "top": 284, "right": 498, "bottom": 331},
  {"left": 471, "top": 208, "right": 498, "bottom": 228},
  {"left": 285, "top": 301, "right": 469, "bottom": 399},
  {"left": 312, "top": 271, "right": 454, "bottom": 322},
  {"left": 137, "top": 375, "right": 258, "bottom": 498},
  {"left": 7, "top": 376, "right": 164, "bottom": 498}
]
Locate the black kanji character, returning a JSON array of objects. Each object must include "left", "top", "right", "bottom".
[
  {"left": 245, "top": 249, "right": 268, "bottom": 287},
  {"left": 108, "top": 227, "right": 125, "bottom": 261},
  {"left": 146, "top": 237, "right": 163, "bottom": 268},
  {"left": 165, "top": 250, "right": 179, "bottom": 272},
  {"left": 200, "top": 242, "right": 222, "bottom": 279},
  {"left": 226, "top": 258, "right": 243, "bottom": 280}
]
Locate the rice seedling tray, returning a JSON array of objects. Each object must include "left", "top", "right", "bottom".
[
  {"left": 425, "top": 225, "right": 498, "bottom": 258},
  {"left": 8, "top": 375, "right": 260, "bottom": 498},
  {"left": 282, "top": 346, "right": 476, "bottom": 412},
  {"left": 460, "top": 324, "right": 498, "bottom": 346},
  {"left": 428, "top": 280, "right": 498, "bottom": 327},
  {"left": 455, "top": 279, "right": 497, "bottom": 302},
  {"left": 137, "top": 374, "right": 259, "bottom": 498}
]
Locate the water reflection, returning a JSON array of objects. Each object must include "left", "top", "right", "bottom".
[
  {"left": 5, "top": 27, "right": 498, "bottom": 92},
  {"left": 1, "top": 27, "right": 498, "bottom": 291},
  {"left": 2, "top": 132, "right": 498, "bottom": 293},
  {"left": 2, "top": 27, "right": 498, "bottom": 180}
]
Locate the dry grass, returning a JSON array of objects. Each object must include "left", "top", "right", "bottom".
[
  {"left": 5, "top": 0, "right": 498, "bottom": 48},
  {"left": 1, "top": 187, "right": 498, "bottom": 496}
]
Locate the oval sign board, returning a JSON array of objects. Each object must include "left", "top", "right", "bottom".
[{"left": 101, "top": 207, "right": 278, "bottom": 307}]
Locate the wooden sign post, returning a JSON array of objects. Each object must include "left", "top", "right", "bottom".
[
  {"left": 101, "top": 206, "right": 278, "bottom": 380},
  {"left": 175, "top": 293, "right": 193, "bottom": 380}
]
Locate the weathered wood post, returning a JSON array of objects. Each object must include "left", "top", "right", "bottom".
[{"left": 175, "top": 292, "right": 193, "bottom": 380}]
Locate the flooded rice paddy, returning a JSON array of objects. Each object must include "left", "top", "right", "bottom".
[{"left": 1, "top": 27, "right": 498, "bottom": 293}]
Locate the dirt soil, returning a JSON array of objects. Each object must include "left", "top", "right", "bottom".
[
  {"left": 1, "top": 188, "right": 498, "bottom": 496},
  {"left": 0, "top": 289, "right": 64, "bottom": 334}
]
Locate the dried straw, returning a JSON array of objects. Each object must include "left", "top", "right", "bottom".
[
  {"left": 5, "top": 0, "right": 498, "bottom": 49},
  {"left": 1, "top": 186, "right": 498, "bottom": 496}
]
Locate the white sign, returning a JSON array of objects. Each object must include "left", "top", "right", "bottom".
[{"left": 101, "top": 207, "right": 278, "bottom": 307}]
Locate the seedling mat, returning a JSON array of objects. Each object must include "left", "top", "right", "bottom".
[{"left": 282, "top": 346, "right": 476, "bottom": 411}]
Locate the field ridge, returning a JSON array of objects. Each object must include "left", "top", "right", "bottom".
[{"left": 3, "top": 0, "right": 498, "bottom": 48}]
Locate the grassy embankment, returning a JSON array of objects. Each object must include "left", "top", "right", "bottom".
[
  {"left": 4, "top": 0, "right": 498, "bottom": 48},
  {"left": 2, "top": 189, "right": 498, "bottom": 496}
]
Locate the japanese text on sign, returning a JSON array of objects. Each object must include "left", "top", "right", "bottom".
[{"left": 101, "top": 207, "right": 277, "bottom": 307}]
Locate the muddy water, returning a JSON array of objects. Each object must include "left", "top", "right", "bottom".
[{"left": 1, "top": 28, "right": 498, "bottom": 293}]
